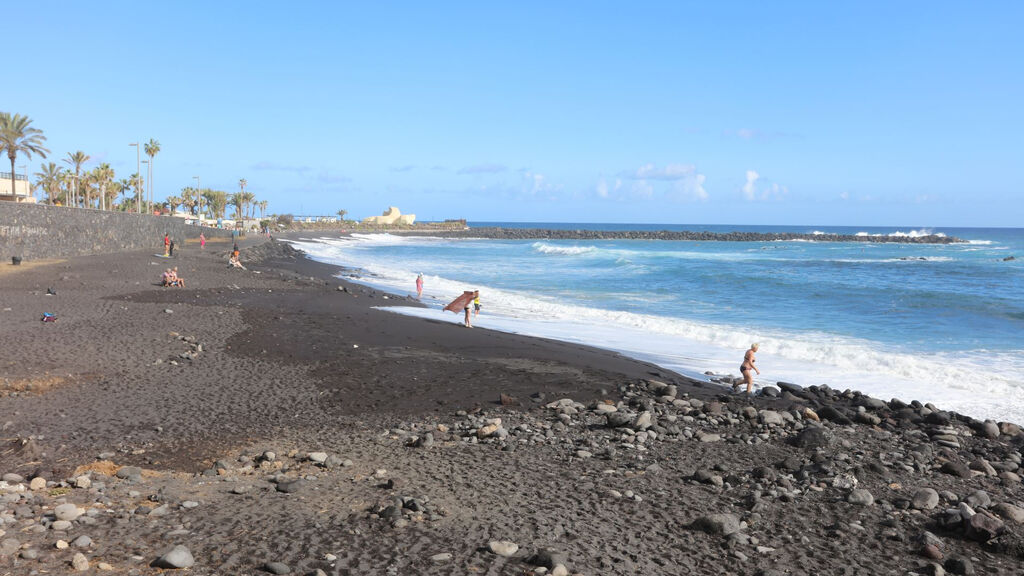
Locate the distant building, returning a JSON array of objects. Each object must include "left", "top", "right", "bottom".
[
  {"left": 0, "top": 171, "right": 36, "bottom": 203},
  {"left": 363, "top": 206, "right": 416, "bottom": 225}
]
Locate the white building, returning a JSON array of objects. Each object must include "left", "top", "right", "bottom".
[{"left": 0, "top": 171, "right": 35, "bottom": 203}]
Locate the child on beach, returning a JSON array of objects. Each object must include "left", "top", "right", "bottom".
[
  {"left": 416, "top": 273, "right": 424, "bottom": 299},
  {"left": 199, "top": 233, "right": 206, "bottom": 249},
  {"left": 473, "top": 294, "right": 481, "bottom": 318}
]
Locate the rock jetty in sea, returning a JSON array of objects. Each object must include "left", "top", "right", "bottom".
[{"left": 389, "top": 226, "right": 963, "bottom": 244}]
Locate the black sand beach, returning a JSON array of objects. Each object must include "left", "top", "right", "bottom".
[{"left": 0, "top": 237, "right": 1022, "bottom": 575}]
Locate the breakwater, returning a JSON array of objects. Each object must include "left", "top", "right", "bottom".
[
  {"left": 0, "top": 202, "right": 232, "bottom": 261},
  {"left": 394, "top": 226, "right": 963, "bottom": 244}
]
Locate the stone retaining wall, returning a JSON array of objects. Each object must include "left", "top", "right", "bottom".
[{"left": 0, "top": 202, "right": 233, "bottom": 261}]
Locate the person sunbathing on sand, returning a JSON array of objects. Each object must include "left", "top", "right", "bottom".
[
  {"left": 169, "top": 267, "right": 185, "bottom": 287},
  {"left": 228, "top": 250, "right": 247, "bottom": 270},
  {"left": 161, "top": 268, "right": 172, "bottom": 287}
]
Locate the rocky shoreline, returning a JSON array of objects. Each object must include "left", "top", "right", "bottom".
[
  {"left": 388, "top": 227, "right": 964, "bottom": 244},
  {"left": 0, "top": 239, "right": 1019, "bottom": 575}
]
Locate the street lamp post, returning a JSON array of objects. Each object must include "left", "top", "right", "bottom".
[
  {"left": 141, "top": 160, "right": 150, "bottom": 213},
  {"left": 129, "top": 142, "right": 140, "bottom": 213},
  {"left": 193, "top": 176, "right": 201, "bottom": 223}
]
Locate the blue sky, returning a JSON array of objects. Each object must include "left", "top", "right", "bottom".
[{"left": 8, "top": 2, "right": 1022, "bottom": 226}]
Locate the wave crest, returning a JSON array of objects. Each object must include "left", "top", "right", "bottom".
[{"left": 531, "top": 242, "right": 596, "bottom": 256}]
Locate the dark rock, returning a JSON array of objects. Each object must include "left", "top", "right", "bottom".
[
  {"left": 816, "top": 406, "right": 853, "bottom": 425},
  {"left": 939, "top": 462, "right": 972, "bottom": 479},
  {"left": 275, "top": 479, "right": 306, "bottom": 493},
  {"left": 964, "top": 512, "right": 1004, "bottom": 542},
  {"left": 530, "top": 548, "right": 569, "bottom": 569},
  {"left": 791, "top": 426, "right": 833, "bottom": 449},
  {"left": 925, "top": 411, "right": 952, "bottom": 426},
  {"left": 944, "top": 555, "right": 974, "bottom": 575},
  {"left": 263, "top": 561, "right": 292, "bottom": 574},
  {"left": 606, "top": 412, "right": 633, "bottom": 428},
  {"left": 689, "top": 513, "right": 741, "bottom": 536}
]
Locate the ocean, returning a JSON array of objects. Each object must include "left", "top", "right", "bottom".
[{"left": 287, "top": 224, "right": 1024, "bottom": 423}]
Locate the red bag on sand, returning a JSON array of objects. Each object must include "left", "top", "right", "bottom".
[{"left": 444, "top": 291, "right": 476, "bottom": 314}]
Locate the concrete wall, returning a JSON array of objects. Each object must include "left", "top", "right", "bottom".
[{"left": 0, "top": 202, "right": 232, "bottom": 261}]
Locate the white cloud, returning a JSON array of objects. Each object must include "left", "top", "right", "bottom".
[
  {"left": 630, "top": 180, "right": 655, "bottom": 198},
  {"left": 672, "top": 173, "right": 708, "bottom": 201},
  {"left": 743, "top": 170, "right": 788, "bottom": 201},
  {"left": 839, "top": 191, "right": 849, "bottom": 200},
  {"left": 629, "top": 163, "right": 697, "bottom": 181},
  {"left": 596, "top": 178, "right": 609, "bottom": 198},
  {"left": 743, "top": 170, "right": 760, "bottom": 201}
]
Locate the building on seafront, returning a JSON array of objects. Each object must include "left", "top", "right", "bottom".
[{"left": 0, "top": 171, "right": 36, "bottom": 203}]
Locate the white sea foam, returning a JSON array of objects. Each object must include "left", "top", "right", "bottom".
[
  {"left": 855, "top": 228, "right": 947, "bottom": 238},
  {"left": 532, "top": 242, "right": 597, "bottom": 255},
  {"left": 288, "top": 236, "right": 1024, "bottom": 423}
]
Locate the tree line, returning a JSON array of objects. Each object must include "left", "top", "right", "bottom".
[{"left": 0, "top": 112, "right": 269, "bottom": 221}]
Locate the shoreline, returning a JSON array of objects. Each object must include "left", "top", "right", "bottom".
[
  {"left": 285, "top": 230, "right": 1020, "bottom": 425},
  {"left": 360, "top": 226, "right": 964, "bottom": 243},
  {"left": 0, "top": 239, "right": 1022, "bottom": 575}
]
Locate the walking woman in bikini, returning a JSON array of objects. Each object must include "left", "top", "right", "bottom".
[{"left": 736, "top": 343, "right": 760, "bottom": 395}]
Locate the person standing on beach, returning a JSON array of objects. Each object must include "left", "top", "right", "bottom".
[
  {"left": 199, "top": 233, "right": 206, "bottom": 250},
  {"left": 169, "top": 239, "right": 176, "bottom": 257},
  {"left": 473, "top": 294, "right": 481, "bottom": 318},
  {"left": 416, "top": 273, "right": 424, "bottom": 299},
  {"left": 736, "top": 343, "right": 761, "bottom": 395},
  {"left": 163, "top": 233, "right": 170, "bottom": 256},
  {"left": 463, "top": 291, "right": 478, "bottom": 327},
  {"left": 443, "top": 290, "right": 479, "bottom": 328}
]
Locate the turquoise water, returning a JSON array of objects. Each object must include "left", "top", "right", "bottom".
[{"left": 290, "top": 225, "right": 1024, "bottom": 422}]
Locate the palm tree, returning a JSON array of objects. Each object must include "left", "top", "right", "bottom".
[
  {"left": 62, "top": 150, "right": 90, "bottom": 207},
  {"left": 117, "top": 178, "right": 132, "bottom": 210},
  {"left": 179, "top": 187, "right": 197, "bottom": 216},
  {"left": 337, "top": 209, "right": 348, "bottom": 221},
  {"left": 34, "top": 162, "right": 63, "bottom": 204},
  {"left": 144, "top": 139, "right": 160, "bottom": 211},
  {"left": 0, "top": 113, "right": 50, "bottom": 200},
  {"left": 92, "top": 163, "right": 115, "bottom": 210},
  {"left": 201, "top": 189, "right": 228, "bottom": 219},
  {"left": 229, "top": 192, "right": 244, "bottom": 219},
  {"left": 241, "top": 191, "right": 256, "bottom": 220},
  {"left": 128, "top": 172, "right": 144, "bottom": 210},
  {"left": 258, "top": 200, "right": 268, "bottom": 219},
  {"left": 164, "top": 195, "right": 181, "bottom": 214},
  {"left": 237, "top": 178, "right": 251, "bottom": 219}
]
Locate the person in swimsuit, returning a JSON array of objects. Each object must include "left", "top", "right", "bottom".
[
  {"left": 736, "top": 343, "right": 760, "bottom": 395},
  {"left": 464, "top": 290, "right": 479, "bottom": 327},
  {"left": 473, "top": 295, "right": 481, "bottom": 318},
  {"left": 416, "top": 273, "right": 424, "bottom": 299}
]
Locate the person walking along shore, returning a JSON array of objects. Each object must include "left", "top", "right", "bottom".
[{"left": 735, "top": 343, "right": 761, "bottom": 395}]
